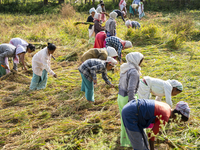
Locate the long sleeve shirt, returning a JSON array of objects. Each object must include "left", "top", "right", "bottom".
[
  {"left": 87, "top": 15, "right": 94, "bottom": 29},
  {"left": 113, "top": 9, "right": 125, "bottom": 22},
  {"left": 105, "top": 36, "right": 123, "bottom": 61},
  {"left": 105, "top": 18, "right": 116, "bottom": 36},
  {"left": 9, "top": 38, "right": 28, "bottom": 48},
  {"left": 94, "top": 20, "right": 105, "bottom": 36},
  {"left": 0, "top": 44, "right": 16, "bottom": 66},
  {"left": 118, "top": 68, "right": 140, "bottom": 101},
  {"left": 78, "top": 59, "right": 111, "bottom": 85},
  {"left": 32, "top": 47, "right": 55, "bottom": 76}
]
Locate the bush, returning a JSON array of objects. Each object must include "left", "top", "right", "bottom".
[{"left": 61, "top": 3, "right": 76, "bottom": 18}]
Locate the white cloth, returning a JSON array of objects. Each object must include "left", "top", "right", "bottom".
[
  {"left": 106, "top": 56, "right": 117, "bottom": 66},
  {"left": 32, "top": 47, "right": 55, "bottom": 76},
  {"left": 9, "top": 38, "right": 28, "bottom": 48},
  {"left": 124, "top": 41, "right": 133, "bottom": 48},
  {"left": 94, "top": 13, "right": 101, "bottom": 20},
  {"left": 109, "top": 12, "right": 118, "bottom": 19},
  {"left": 120, "top": 1, "right": 126, "bottom": 11},
  {"left": 16, "top": 45, "right": 26, "bottom": 55},
  {"left": 96, "top": 6, "right": 102, "bottom": 13},
  {"left": 175, "top": 101, "right": 190, "bottom": 118},
  {"left": 138, "top": 2, "right": 144, "bottom": 16},
  {"left": 125, "top": 20, "right": 132, "bottom": 28},
  {"left": 137, "top": 76, "right": 173, "bottom": 107},
  {"left": 167, "top": 79, "right": 183, "bottom": 91},
  {"left": 120, "top": 52, "right": 143, "bottom": 75},
  {"left": 106, "top": 46, "right": 117, "bottom": 57},
  {"left": 89, "top": 7, "right": 96, "bottom": 14},
  {"left": 89, "top": 25, "right": 95, "bottom": 38}
]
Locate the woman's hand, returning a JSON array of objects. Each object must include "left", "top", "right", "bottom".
[
  {"left": 53, "top": 74, "right": 57, "bottom": 78},
  {"left": 93, "top": 80, "right": 97, "bottom": 85}
]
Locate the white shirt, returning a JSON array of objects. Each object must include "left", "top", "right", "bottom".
[
  {"left": 144, "top": 76, "right": 173, "bottom": 107},
  {"left": 32, "top": 47, "right": 55, "bottom": 76},
  {"left": 9, "top": 38, "right": 28, "bottom": 48},
  {"left": 96, "top": 6, "right": 102, "bottom": 13}
]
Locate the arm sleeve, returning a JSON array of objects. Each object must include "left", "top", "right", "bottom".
[
  {"left": 90, "top": 64, "right": 104, "bottom": 81},
  {"left": 149, "top": 116, "right": 169, "bottom": 141},
  {"left": 121, "top": 13, "right": 125, "bottom": 22},
  {"left": 95, "top": 23, "right": 105, "bottom": 33},
  {"left": 117, "top": 43, "right": 123, "bottom": 61},
  {"left": 163, "top": 82, "right": 173, "bottom": 107},
  {"left": 127, "top": 70, "right": 139, "bottom": 101},
  {"left": 102, "top": 71, "right": 112, "bottom": 85},
  {"left": 41, "top": 55, "right": 55, "bottom": 76},
  {"left": 0, "top": 52, "right": 9, "bottom": 66}
]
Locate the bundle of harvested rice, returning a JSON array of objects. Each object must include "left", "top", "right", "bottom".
[{"left": 73, "top": 22, "right": 94, "bottom": 26}]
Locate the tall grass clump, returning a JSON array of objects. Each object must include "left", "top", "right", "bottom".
[
  {"left": 61, "top": 4, "right": 76, "bottom": 18},
  {"left": 124, "top": 24, "right": 161, "bottom": 46}
]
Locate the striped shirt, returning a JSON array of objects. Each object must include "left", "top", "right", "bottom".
[
  {"left": 78, "top": 59, "right": 111, "bottom": 85},
  {"left": 105, "top": 36, "right": 123, "bottom": 61}
]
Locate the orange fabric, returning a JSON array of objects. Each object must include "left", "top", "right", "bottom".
[
  {"left": 149, "top": 101, "right": 171, "bottom": 141},
  {"left": 94, "top": 31, "right": 107, "bottom": 48}
]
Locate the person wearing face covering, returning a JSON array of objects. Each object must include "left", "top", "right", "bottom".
[
  {"left": 80, "top": 47, "right": 118, "bottom": 62},
  {"left": 105, "top": 36, "right": 133, "bottom": 63},
  {"left": 117, "top": 52, "right": 144, "bottom": 147},
  {"left": 0, "top": 43, "right": 27, "bottom": 77},
  {"left": 105, "top": 12, "right": 118, "bottom": 37},
  {"left": 30, "top": 43, "right": 57, "bottom": 90},
  {"left": 122, "top": 100, "right": 190, "bottom": 150},
  {"left": 137, "top": 77, "right": 183, "bottom": 107}
]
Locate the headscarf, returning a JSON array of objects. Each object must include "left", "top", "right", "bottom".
[
  {"left": 89, "top": 7, "right": 96, "bottom": 14},
  {"left": 109, "top": 12, "right": 118, "bottom": 19},
  {"left": 175, "top": 101, "right": 190, "bottom": 118},
  {"left": 124, "top": 41, "right": 133, "bottom": 48},
  {"left": 94, "top": 13, "right": 101, "bottom": 21},
  {"left": 106, "top": 46, "right": 118, "bottom": 58},
  {"left": 106, "top": 56, "right": 117, "bottom": 66},
  {"left": 125, "top": 20, "right": 132, "bottom": 28},
  {"left": 167, "top": 80, "right": 183, "bottom": 91},
  {"left": 120, "top": 52, "right": 143, "bottom": 75}
]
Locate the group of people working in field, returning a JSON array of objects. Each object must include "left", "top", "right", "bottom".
[{"left": 0, "top": 1, "right": 190, "bottom": 149}]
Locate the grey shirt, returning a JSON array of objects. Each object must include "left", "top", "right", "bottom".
[
  {"left": 0, "top": 44, "right": 16, "bottom": 67},
  {"left": 118, "top": 68, "right": 140, "bottom": 102},
  {"left": 105, "top": 18, "right": 116, "bottom": 36}
]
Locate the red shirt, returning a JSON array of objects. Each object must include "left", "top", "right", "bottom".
[{"left": 148, "top": 101, "right": 171, "bottom": 141}]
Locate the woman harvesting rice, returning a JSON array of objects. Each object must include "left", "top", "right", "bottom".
[
  {"left": 94, "top": 13, "right": 105, "bottom": 36},
  {"left": 138, "top": 76, "right": 183, "bottom": 107},
  {"left": 105, "top": 36, "right": 132, "bottom": 63},
  {"left": 78, "top": 57, "right": 117, "bottom": 102},
  {"left": 105, "top": 12, "right": 118, "bottom": 37},
  {"left": 122, "top": 100, "right": 190, "bottom": 150},
  {"left": 125, "top": 20, "right": 141, "bottom": 29},
  {"left": 117, "top": 52, "right": 144, "bottom": 147},
  {"left": 30, "top": 43, "right": 57, "bottom": 90},
  {"left": 113, "top": 9, "right": 126, "bottom": 22},
  {"left": 87, "top": 8, "right": 96, "bottom": 39},
  {"left": 0, "top": 43, "right": 27, "bottom": 77},
  {"left": 80, "top": 47, "right": 118, "bottom": 62},
  {"left": 93, "top": 31, "right": 107, "bottom": 48}
]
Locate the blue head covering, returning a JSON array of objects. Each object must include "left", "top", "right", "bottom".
[{"left": 89, "top": 7, "right": 96, "bottom": 14}]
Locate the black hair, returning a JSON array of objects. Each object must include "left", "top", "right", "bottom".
[
  {"left": 47, "top": 42, "right": 56, "bottom": 51},
  {"left": 173, "top": 109, "right": 188, "bottom": 122},
  {"left": 100, "top": 0, "right": 103, "bottom": 3},
  {"left": 27, "top": 44, "right": 35, "bottom": 51},
  {"left": 101, "top": 3, "right": 104, "bottom": 6}
]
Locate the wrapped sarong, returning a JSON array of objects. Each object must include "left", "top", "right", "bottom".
[{"left": 30, "top": 70, "right": 48, "bottom": 90}]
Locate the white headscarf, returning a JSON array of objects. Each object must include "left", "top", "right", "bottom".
[
  {"left": 106, "top": 46, "right": 118, "bottom": 57},
  {"left": 175, "top": 101, "right": 190, "bottom": 118},
  {"left": 124, "top": 41, "right": 133, "bottom": 48},
  {"left": 109, "top": 12, "right": 118, "bottom": 19},
  {"left": 89, "top": 7, "right": 96, "bottom": 14},
  {"left": 120, "top": 52, "right": 143, "bottom": 75},
  {"left": 167, "top": 80, "right": 183, "bottom": 91},
  {"left": 125, "top": 20, "right": 132, "bottom": 28},
  {"left": 106, "top": 56, "right": 117, "bottom": 66},
  {"left": 16, "top": 45, "right": 26, "bottom": 55}
]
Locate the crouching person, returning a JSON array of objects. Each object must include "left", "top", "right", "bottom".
[
  {"left": 30, "top": 43, "right": 57, "bottom": 90},
  {"left": 122, "top": 100, "right": 190, "bottom": 150},
  {"left": 78, "top": 57, "right": 117, "bottom": 102}
]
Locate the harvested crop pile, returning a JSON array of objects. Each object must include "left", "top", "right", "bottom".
[{"left": 0, "top": 70, "right": 30, "bottom": 84}]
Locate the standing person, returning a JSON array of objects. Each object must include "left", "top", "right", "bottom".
[
  {"left": 78, "top": 57, "right": 117, "bottom": 102},
  {"left": 105, "top": 36, "right": 133, "bottom": 63},
  {"left": 119, "top": 0, "right": 127, "bottom": 15},
  {"left": 30, "top": 43, "right": 57, "bottom": 90},
  {"left": 9, "top": 37, "right": 35, "bottom": 53},
  {"left": 117, "top": 52, "right": 144, "bottom": 147},
  {"left": 87, "top": 8, "right": 96, "bottom": 39},
  {"left": 93, "top": 31, "right": 107, "bottom": 48},
  {"left": 129, "top": 0, "right": 140, "bottom": 17},
  {"left": 105, "top": 12, "right": 118, "bottom": 37},
  {"left": 96, "top": 1, "right": 107, "bottom": 22},
  {"left": 113, "top": 9, "right": 126, "bottom": 22},
  {"left": 94, "top": 13, "right": 105, "bottom": 36},
  {"left": 122, "top": 100, "right": 190, "bottom": 150},
  {"left": 125, "top": 20, "right": 141, "bottom": 29},
  {"left": 137, "top": 76, "right": 183, "bottom": 107},
  {"left": 0, "top": 43, "right": 27, "bottom": 77},
  {"left": 138, "top": 0, "right": 145, "bottom": 19},
  {"left": 80, "top": 47, "right": 118, "bottom": 62}
]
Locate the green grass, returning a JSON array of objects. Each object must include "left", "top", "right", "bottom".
[{"left": 0, "top": 7, "right": 200, "bottom": 150}]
